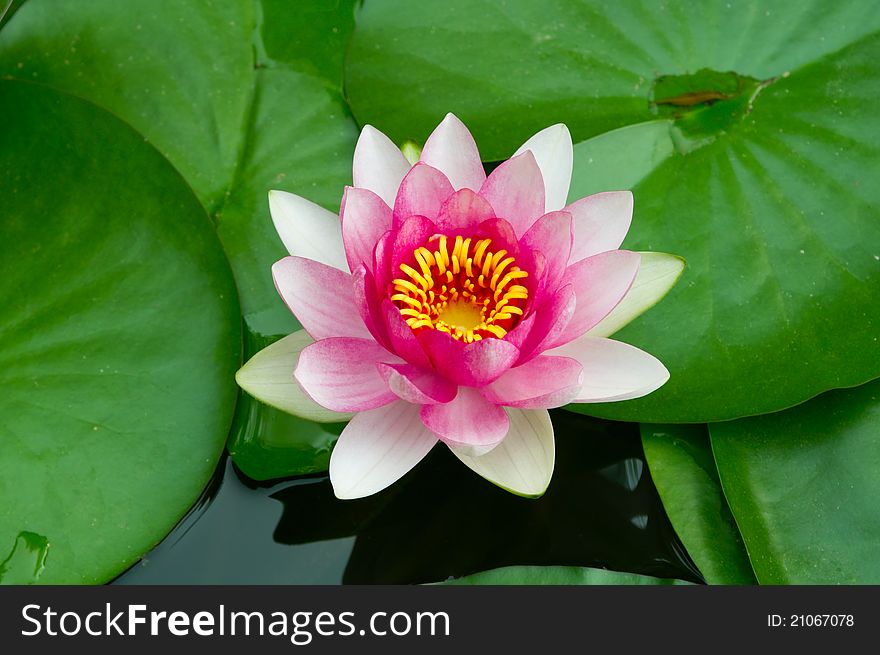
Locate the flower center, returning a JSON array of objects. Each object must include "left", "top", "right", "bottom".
[{"left": 391, "top": 234, "right": 529, "bottom": 343}]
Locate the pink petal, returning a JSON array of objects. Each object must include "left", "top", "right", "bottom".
[
  {"left": 545, "top": 335, "right": 669, "bottom": 402},
  {"left": 513, "top": 124, "right": 573, "bottom": 213},
  {"left": 482, "top": 355, "right": 583, "bottom": 409},
  {"left": 382, "top": 299, "right": 432, "bottom": 369},
  {"left": 341, "top": 186, "right": 392, "bottom": 273},
  {"left": 294, "top": 337, "right": 401, "bottom": 412},
  {"left": 473, "top": 216, "right": 520, "bottom": 255},
  {"left": 587, "top": 252, "right": 685, "bottom": 338},
  {"left": 377, "top": 362, "right": 457, "bottom": 405},
  {"left": 268, "top": 190, "right": 348, "bottom": 271},
  {"left": 504, "top": 310, "right": 537, "bottom": 351},
  {"left": 419, "top": 113, "right": 487, "bottom": 192},
  {"left": 550, "top": 250, "right": 641, "bottom": 348},
  {"left": 392, "top": 163, "right": 454, "bottom": 227},
  {"left": 390, "top": 215, "right": 437, "bottom": 282},
  {"left": 420, "top": 386, "right": 509, "bottom": 456},
  {"left": 478, "top": 151, "right": 545, "bottom": 238},
  {"left": 372, "top": 230, "right": 394, "bottom": 296},
  {"left": 435, "top": 188, "right": 495, "bottom": 232},
  {"left": 512, "top": 284, "right": 576, "bottom": 361},
  {"left": 329, "top": 401, "right": 438, "bottom": 499},
  {"left": 236, "top": 330, "right": 353, "bottom": 423},
  {"left": 352, "top": 265, "right": 391, "bottom": 349},
  {"left": 519, "top": 210, "right": 573, "bottom": 294},
  {"left": 353, "top": 125, "right": 411, "bottom": 207},
  {"left": 417, "top": 330, "right": 521, "bottom": 387},
  {"left": 567, "top": 191, "right": 634, "bottom": 264},
  {"left": 272, "top": 257, "right": 371, "bottom": 340},
  {"left": 511, "top": 247, "right": 546, "bottom": 317}
]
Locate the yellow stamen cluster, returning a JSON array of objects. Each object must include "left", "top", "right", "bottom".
[{"left": 391, "top": 234, "right": 529, "bottom": 343}]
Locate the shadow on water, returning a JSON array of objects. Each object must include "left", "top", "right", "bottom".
[{"left": 114, "top": 410, "right": 703, "bottom": 585}]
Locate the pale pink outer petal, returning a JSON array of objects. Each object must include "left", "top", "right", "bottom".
[
  {"left": 268, "top": 190, "right": 348, "bottom": 271},
  {"left": 511, "top": 284, "right": 576, "bottom": 361},
  {"left": 419, "top": 113, "right": 487, "bottom": 191},
  {"left": 294, "top": 337, "right": 402, "bottom": 412},
  {"left": 449, "top": 408, "right": 555, "bottom": 497},
  {"left": 482, "top": 355, "right": 583, "bottom": 409},
  {"left": 235, "top": 330, "right": 353, "bottom": 423},
  {"left": 587, "top": 252, "right": 685, "bottom": 338},
  {"left": 513, "top": 123, "right": 573, "bottom": 213},
  {"left": 417, "top": 330, "right": 521, "bottom": 387},
  {"left": 435, "top": 188, "right": 496, "bottom": 232},
  {"left": 272, "top": 257, "right": 371, "bottom": 340},
  {"left": 392, "top": 163, "right": 454, "bottom": 226},
  {"left": 352, "top": 125, "right": 411, "bottom": 207},
  {"left": 549, "top": 251, "right": 641, "bottom": 348},
  {"left": 567, "top": 191, "right": 634, "bottom": 264},
  {"left": 377, "top": 362, "right": 457, "bottom": 405},
  {"left": 420, "top": 387, "right": 509, "bottom": 456},
  {"left": 545, "top": 335, "right": 670, "bottom": 402},
  {"left": 519, "top": 210, "right": 573, "bottom": 294},
  {"left": 478, "top": 151, "right": 545, "bottom": 238},
  {"left": 329, "top": 400, "right": 438, "bottom": 499},
  {"left": 341, "top": 186, "right": 392, "bottom": 272}
]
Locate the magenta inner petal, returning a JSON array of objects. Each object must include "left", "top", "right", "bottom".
[
  {"left": 392, "top": 162, "right": 454, "bottom": 228},
  {"left": 434, "top": 187, "right": 496, "bottom": 233},
  {"left": 377, "top": 362, "right": 457, "bottom": 405},
  {"left": 381, "top": 298, "right": 433, "bottom": 369},
  {"left": 417, "top": 330, "right": 520, "bottom": 387}
]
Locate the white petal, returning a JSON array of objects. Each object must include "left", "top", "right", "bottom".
[
  {"left": 268, "top": 190, "right": 348, "bottom": 271},
  {"left": 587, "top": 252, "right": 685, "bottom": 338},
  {"left": 567, "top": 190, "right": 634, "bottom": 263},
  {"left": 235, "top": 330, "right": 353, "bottom": 422},
  {"left": 514, "top": 123, "right": 573, "bottom": 212},
  {"left": 330, "top": 401, "right": 438, "bottom": 499},
  {"left": 352, "top": 124, "right": 411, "bottom": 207},
  {"left": 419, "top": 113, "right": 486, "bottom": 191},
  {"left": 546, "top": 336, "right": 669, "bottom": 403},
  {"left": 449, "top": 408, "right": 555, "bottom": 498}
]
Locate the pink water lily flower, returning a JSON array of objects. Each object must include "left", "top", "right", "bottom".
[{"left": 237, "top": 114, "right": 683, "bottom": 500}]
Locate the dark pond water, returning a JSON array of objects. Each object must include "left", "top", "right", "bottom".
[{"left": 114, "top": 410, "right": 703, "bottom": 585}]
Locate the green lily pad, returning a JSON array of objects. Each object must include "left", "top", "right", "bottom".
[
  {"left": 258, "top": 0, "right": 356, "bottom": 87},
  {"left": 709, "top": 380, "right": 880, "bottom": 584},
  {"left": 0, "top": 0, "right": 357, "bottom": 338},
  {"left": 0, "top": 0, "right": 361, "bottom": 476},
  {"left": 0, "top": 0, "right": 24, "bottom": 31},
  {"left": 439, "top": 565, "right": 690, "bottom": 585},
  {"left": 345, "top": 1, "right": 880, "bottom": 421},
  {"left": 346, "top": 0, "right": 880, "bottom": 158},
  {"left": 0, "top": 79, "right": 240, "bottom": 583},
  {"left": 641, "top": 425, "right": 756, "bottom": 584}
]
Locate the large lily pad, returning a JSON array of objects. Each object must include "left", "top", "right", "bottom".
[
  {"left": 346, "top": 1, "right": 880, "bottom": 422},
  {"left": 641, "top": 425, "right": 756, "bottom": 584},
  {"left": 0, "top": 0, "right": 357, "bottom": 338},
  {"left": 0, "top": 0, "right": 361, "bottom": 476},
  {"left": 710, "top": 380, "right": 880, "bottom": 584},
  {"left": 0, "top": 80, "right": 240, "bottom": 583}
]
